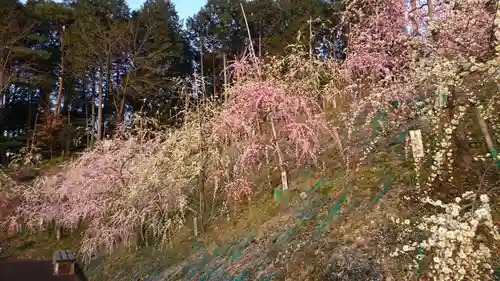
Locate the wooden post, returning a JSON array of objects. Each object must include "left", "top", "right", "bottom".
[
  {"left": 56, "top": 226, "right": 61, "bottom": 241},
  {"left": 474, "top": 107, "right": 495, "bottom": 155},
  {"left": 194, "top": 217, "right": 198, "bottom": 237},
  {"left": 258, "top": 28, "right": 262, "bottom": 58},
  {"left": 270, "top": 117, "right": 288, "bottom": 190},
  {"left": 309, "top": 14, "right": 313, "bottom": 61}
]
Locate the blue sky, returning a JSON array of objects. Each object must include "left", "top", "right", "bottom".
[
  {"left": 20, "top": 0, "right": 205, "bottom": 21},
  {"left": 127, "top": 0, "right": 205, "bottom": 20}
]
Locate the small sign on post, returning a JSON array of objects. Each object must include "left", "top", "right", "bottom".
[
  {"left": 194, "top": 217, "right": 198, "bottom": 237},
  {"left": 281, "top": 171, "right": 289, "bottom": 190},
  {"left": 409, "top": 130, "right": 425, "bottom": 161}
]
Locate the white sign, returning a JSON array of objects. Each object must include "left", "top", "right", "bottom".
[
  {"left": 409, "top": 130, "right": 425, "bottom": 160},
  {"left": 281, "top": 171, "right": 289, "bottom": 190}
]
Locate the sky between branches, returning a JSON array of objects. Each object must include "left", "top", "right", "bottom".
[{"left": 127, "top": 0, "right": 205, "bottom": 19}]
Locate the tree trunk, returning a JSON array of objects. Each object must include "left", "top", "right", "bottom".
[
  {"left": 197, "top": 103, "right": 206, "bottom": 233},
  {"left": 42, "top": 85, "right": 52, "bottom": 127},
  {"left": 269, "top": 117, "right": 288, "bottom": 190},
  {"left": 212, "top": 53, "right": 216, "bottom": 98},
  {"left": 118, "top": 95, "right": 126, "bottom": 123},
  {"left": 258, "top": 28, "right": 262, "bottom": 58},
  {"left": 428, "top": 0, "right": 434, "bottom": 19},
  {"left": 449, "top": 90, "right": 473, "bottom": 171},
  {"left": 223, "top": 53, "right": 228, "bottom": 102},
  {"left": 64, "top": 110, "right": 71, "bottom": 159},
  {"left": 200, "top": 38, "right": 206, "bottom": 97},
  {"left": 26, "top": 92, "right": 33, "bottom": 145},
  {"left": 103, "top": 55, "right": 111, "bottom": 135},
  {"left": 55, "top": 26, "right": 66, "bottom": 116},
  {"left": 409, "top": 0, "right": 419, "bottom": 36},
  {"left": 0, "top": 67, "right": 5, "bottom": 167},
  {"left": 62, "top": 87, "right": 70, "bottom": 115},
  {"left": 56, "top": 226, "right": 61, "bottom": 241},
  {"left": 62, "top": 87, "right": 71, "bottom": 158},
  {"left": 119, "top": 72, "right": 130, "bottom": 124},
  {"left": 84, "top": 77, "right": 90, "bottom": 147},
  {"left": 91, "top": 73, "right": 96, "bottom": 144},
  {"left": 97, "top": 68, "right": 104, "bottom": 141}
]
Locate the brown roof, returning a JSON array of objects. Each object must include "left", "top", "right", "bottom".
[{"left": 0, "top": 260, "right": 87, "bottom": 281}]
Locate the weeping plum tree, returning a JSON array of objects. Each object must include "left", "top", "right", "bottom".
[
  {"left": 5, "top": 114, "right": 204, "bottom": 261},
  {"left": 211, "top": 74, "right": 341, "bottom": 202}
]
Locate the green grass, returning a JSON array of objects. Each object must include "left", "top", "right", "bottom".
[{"left": 1, "top": 230, "right": 81, "bottom": 260}]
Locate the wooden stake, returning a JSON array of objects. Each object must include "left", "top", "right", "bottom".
[
  {"left": 194, "top": 217, "right": 198, "bottom": 237},
  {"left": 474, "top": 106, "right": 495, "bottom": 154},
  {"left": 309, "top": 14, "right": 313, "bottom": 61}
]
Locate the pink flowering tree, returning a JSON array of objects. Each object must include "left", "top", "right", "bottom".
[
  {"left": 5, "top": 115, "right": 203, "bottom": 262},
  {"left": 211, "top": 78, "right": 342, "bottom": 202}
]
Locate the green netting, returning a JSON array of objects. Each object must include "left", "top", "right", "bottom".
[
  {"left": 317, "top": 189, "right": 348, "bottom": 233},
  {"left": 260, "top": 272, "right": 280, "bottom": 281},
  {"left": 181, "top": 235, "right": 257, "bottom": 281},
  {"left": 185, "top": 252, "right": 216, "bottom": 280},
  {"left": 230, "top": 232, "right": 256, "bottom": 262},
  {"left": 440, "top": 92, "right": 447, "bottom": 107},
  {"left": 274, "top": 226, "right": 300, "bottom": 246},
  {"left": 227, "top": 270, "right": 249, "bottom": 281},
  {"left": 156, "top": 170, "right": 398, "bottom": 281},
  {"left": 416, "top": 247, "right": 424, "bottom": 281},
  {"left": 391, "top": 130, "right": 409, "bottom": 144},
  {"left": 192, "top": 237, "right": 202, "bottom": 252},
  {"left": 488, "top": 148, "right": 500, "bottom": 167},
  {"left": 372, "top": 175, "right": 395, "bottom": 205},
  {"left": 303, "top": 177, "right": 326, "bottom": 194},
  {"left": 296, "top": 203, "right": 314, "bottom": 221},
  {"left": 494, "top": 258, "right": 499, "bottom": 281}
]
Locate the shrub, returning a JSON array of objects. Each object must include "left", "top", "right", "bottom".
[{"left": 391, "top": 192, "right": 498, "bottom": 280}]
